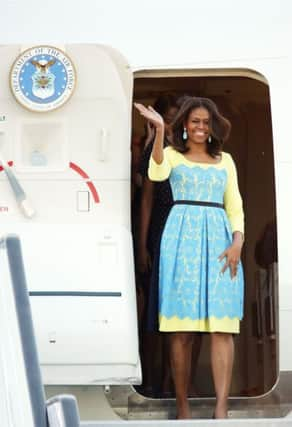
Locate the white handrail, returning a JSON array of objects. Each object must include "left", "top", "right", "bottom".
[
  {"left": 0, "top": 236, "right": 38, "bottom": 426},
  {"left": 0, "top": 235, "right": 81, "bottom": 427}
]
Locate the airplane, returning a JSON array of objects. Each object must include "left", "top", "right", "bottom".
[{"left": 0, "top": 0, "right": 292, "bottom": 425}]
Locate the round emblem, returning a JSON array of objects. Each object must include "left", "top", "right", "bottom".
[{"left": 10, "top": 45, "right": 76, "bottom": 112}]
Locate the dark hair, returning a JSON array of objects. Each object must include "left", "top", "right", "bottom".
[
  {"left": 171, "top": 97, "right": 231, "bottom": 158},
  {"left": 153, "top": 93, "right": 178, "bottom": 117},
  {"left": 176, "top": 94, "right": 193, "bottom": 108}
]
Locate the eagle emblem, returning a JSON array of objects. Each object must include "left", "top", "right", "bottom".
[
  {"left": 10, "top": 46, "right": 76, "bottom": 112},
  {"left": 30, "top": 59, "right": 56, "bottom": 99}
]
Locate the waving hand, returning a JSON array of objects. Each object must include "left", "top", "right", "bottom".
[{"left": 134, "top": 103, "right": 164, "bottom": 130}]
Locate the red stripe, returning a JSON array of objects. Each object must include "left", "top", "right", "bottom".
[
  {"left": 0, "top": 161, "right": 14, "bottom": 172},
  {"left": 86, "top": 181, "right": 100, "bottom": 203},
  {"left": 69, "top": 162, "right": 89, "bottom": 179},
  {"left": 69, "top": 162, "right": 100, "bottom": 203},
  {"left": 0, "top": 160, "right": 100, "bottom": 204}
]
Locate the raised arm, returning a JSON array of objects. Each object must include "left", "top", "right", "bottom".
[
  {"left": 134, "top": 103, "right": 172, "bottom": 181},
  {"left": 134, "top": 103, "right": 165, "bottom": 164}
]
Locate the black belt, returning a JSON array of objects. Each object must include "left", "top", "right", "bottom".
[{"left": 173, "top": 200, "right": 224, "bottom": 209}]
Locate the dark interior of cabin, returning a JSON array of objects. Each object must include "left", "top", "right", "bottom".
[{"left": 131, "top": 72, "right": 278, "bottom": 399}]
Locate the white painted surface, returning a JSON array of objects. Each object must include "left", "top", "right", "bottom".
[{"left": 0, "top": 44, "right": 140, "bottom": 384}]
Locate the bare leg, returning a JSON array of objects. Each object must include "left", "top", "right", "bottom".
[
  {"left": 161, "top": 335, "right": 173, "bottom": 397},
  {"left": 141, "top": 331, "right": 160, "bottom": 395},
  {"left": 188, "top": 333, "right": 202, "bottom": 396},
  {"left": 169, "top": 332, "right": 193, "bottom": 419},
  {"left": 210, "top": 333, "right": 234, "bottom": 419}
]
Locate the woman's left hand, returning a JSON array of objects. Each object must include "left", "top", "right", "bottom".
[{"left": 218, "top": 242, "right": 242, "bottom": 279}]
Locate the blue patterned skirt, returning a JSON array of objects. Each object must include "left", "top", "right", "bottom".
[{"left": 148, "top": 202, "right": 244, "bottom": 334}]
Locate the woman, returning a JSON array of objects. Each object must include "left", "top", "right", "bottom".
[
  {"left": 134, "top": 97, "right": 244, "bottom": 419},
  {"left": 138, "top": 94, "right": 179, "bottom": 397},
  {"left": 139, "top": 94, "right": 178, "bottom": 277},
  {"left": 139, "top": 94, "right": 202, "bottom": 398}
]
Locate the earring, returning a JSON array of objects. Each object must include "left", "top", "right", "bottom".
[
  {"left": 183, "top": 127, "right": 187, "bottom": 140},
  {"left": 208, "top": 135, "right": 212, "bottom": 143}
]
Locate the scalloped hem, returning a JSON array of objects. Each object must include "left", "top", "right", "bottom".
[{"left": 159, "top": 315, "right": 240, "bottom": 333}]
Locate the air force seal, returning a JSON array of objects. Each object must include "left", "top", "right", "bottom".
[{"left": 10, "top": 46, "right": 76, "bottom": 112}]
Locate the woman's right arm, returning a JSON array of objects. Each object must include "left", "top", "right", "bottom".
[
  {"left": 134, "top": 103, "right": 165, "bottom": 163},
  {"left": 134, "top": 103, "right": 172, "bottom": 181},
  {"left": 151, "top": 122, "right": 165, "bottom": 164}
]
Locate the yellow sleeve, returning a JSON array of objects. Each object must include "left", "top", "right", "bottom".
[
  {"left": 223, "top": 154, "right": 244, "bottom": 234},
  {"left": 148, "top": 146, "right": 172, "bottom": 181}
]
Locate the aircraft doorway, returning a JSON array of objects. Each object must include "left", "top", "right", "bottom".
[{"left": 131, "top": 71, "right": 278, "bottom": 399}]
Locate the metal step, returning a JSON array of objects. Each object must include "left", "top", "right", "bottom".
[{"left": 80, "top": 418, "right": 292, "bottom": 427}]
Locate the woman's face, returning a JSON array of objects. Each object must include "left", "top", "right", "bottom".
[
  {"left": 185, "top": 107, "right": 210, "bottom": 144},
  {"left": 163, "top": 106, "right": 178, "bottom": 125}
]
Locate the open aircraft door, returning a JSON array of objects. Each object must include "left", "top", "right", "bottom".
[{"left": 0, "top": 44, "right": 141, "bottom": 385}]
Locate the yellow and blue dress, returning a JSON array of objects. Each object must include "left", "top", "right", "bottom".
[{"left": 148, "top": 146, "right": 244, "bottom": 334}]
